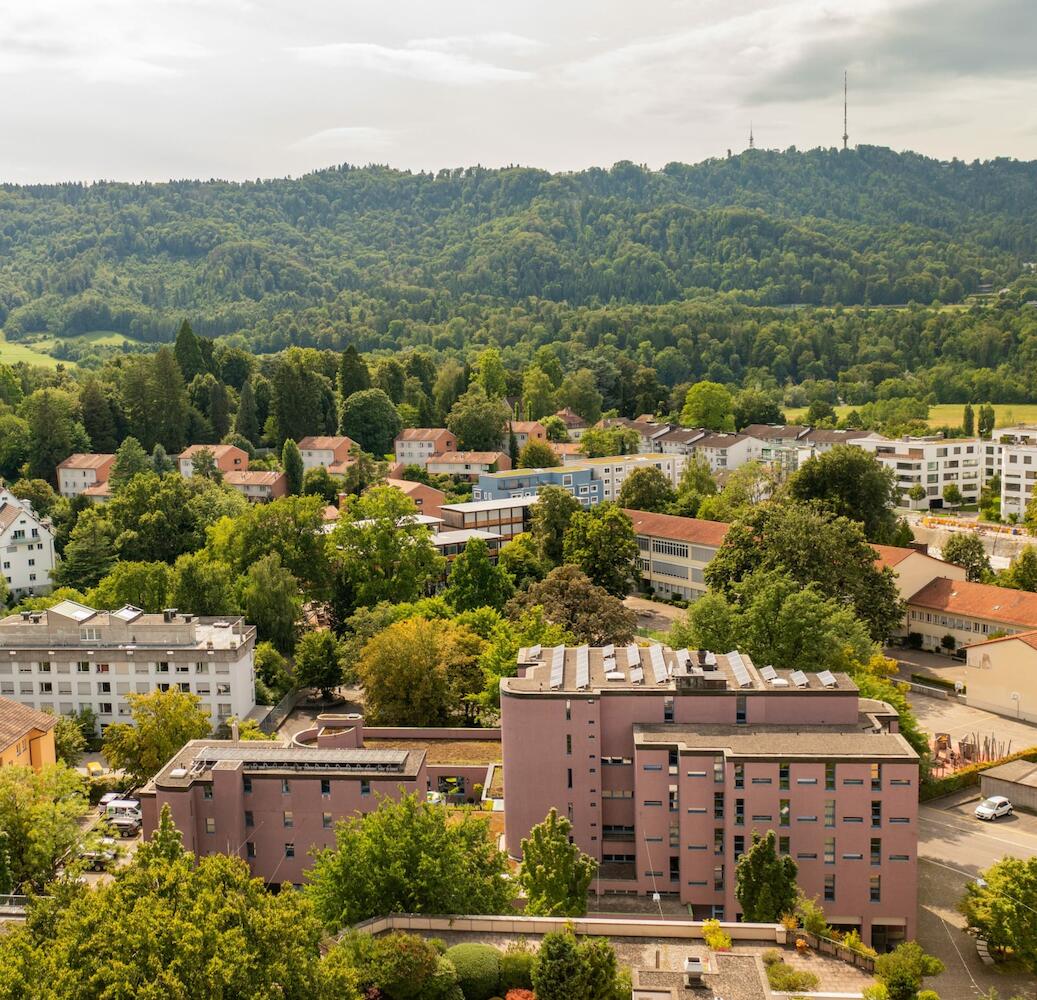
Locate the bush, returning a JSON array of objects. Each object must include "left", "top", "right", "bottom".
[
  {"left": 842, "top": 928, "right": 878, "bottom": 958},
  {"left": 796, "top": 894, "right": 833, "bottom": 937},
  {"left": 87, "top": 772, "right": 135, "bottom": 805},
  {"left": 761, "top": 948, "right": 783, "bottom": 967},
  {"left": 444, "top": 943, "right": 501, "bottom": 1000},
  {"left": 505, "top": 991, "right": 535, "bottom": 1000},
  {"left": 499, "top": 941, "right": 535, "bottom": 991},
  {"left": 701, "top": 918, "right": 732, "bottom": 951},
  {"left": 921, "top": 747, "right": 1037, "bottom": 800},
  {"left": 766, "top": 961, "right": 820, "bottom": 992}
]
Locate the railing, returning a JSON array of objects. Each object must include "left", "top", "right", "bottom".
[
  {"left": 259, "top": 688, "right": 305, "bottom": 735},
  {"left": 0, "top": 895, "right": 29, "bottom": 908},
  {"left": 796, "top": 930, "right": 878, "bottom": 974}
]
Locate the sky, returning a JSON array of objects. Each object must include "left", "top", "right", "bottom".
[{"left": 2, "top": 0, "right": 1036, "bottom": 183}]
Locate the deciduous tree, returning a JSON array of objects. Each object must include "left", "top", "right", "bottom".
[
  {"left": 941, "top": 533, "right": 992, "bottom": 582},
  {"left": 529, "top": 485, "right": 581, "bottom": 566},
  {"left": 446, "top": 536, "right": 515, "bottom": 612},
  {"left": 239, "top": 552, "right": 303, "bottom": 653},
  {"left": 497, "top": 532, "right": 548, "bottom": 590},
  {"left": 339, "top": 387, "right": 401, "bottom": 455},
  {"left": 87, "top": 560, "right": 173, "bottom": 612},
  {"left": 680, "top": 381, "right": 734, "bottom": 430},
  {"left": 446, "top": 384, "right": 511, "bottom": 451},
  {"left": 293, "top": 630, "right": 344, "bottom": 700},
  {"left": 960, "top": 857, "right": 1037, "bottom": 972},
  {"left": 735, "top": 830, "right": 799, "bottom": 922},
  {"left": 519, "top": 808, "right": 597, "bottom": 917},
  {"left": 563, "top": 504, "right": 638, "bottom": 597},
  {"left": 617, "top": 466, "right": 676, "bottom": 512},
  {"left": 518, "top": 440, "right": 559, "bottom": 469}
]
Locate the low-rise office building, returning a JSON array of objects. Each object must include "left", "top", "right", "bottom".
[
  {"left": 57, "top": 453, "right": 115, "bottom": 499},
  {"left": 0, "top": 600, "right": 257, "bottom": 733},
  {"left": 964, "top": 630, "right": 1037, "bottom": 724},
  {"left": 297, "top": 436, "right": 356, "bottom": 471},
  {"left": 439, "top": 496, "right": 539, "bottom": 540},
  {"left": 432, "top": 528, "right": 503, "bottom": 563},
  {"left": 0, "top": 696, "right": 56, "bottom": 769},
  {"left": 426, "top": 451, "right": 511, "bottom": 479},
  {"left": 624, "top": 509, "right": 730, "bottom": 602},
  {"left": 501, "top": 644, "right": 918, "bottom": 948},
  {"left": 0, "top": 497, "right": 55, "bottom": 596},
  {"left": 178, "top": 444, "right": 249, "bottom": 478},
  {"left": 393, "top": 428, "right": 458, "bottom": 468}
]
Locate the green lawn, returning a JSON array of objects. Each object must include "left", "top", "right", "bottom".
[
  {"left": 0, "top": 329, "right": 150, "bottom": 369},
  {"left": 784, "top": 402, "right": 1037, "bottom": 430}
]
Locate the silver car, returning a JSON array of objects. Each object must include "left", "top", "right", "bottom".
[{"left": 975, "top": 796, "right": 1013, "bottom": 821}]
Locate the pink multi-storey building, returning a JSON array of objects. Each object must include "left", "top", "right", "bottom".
[{"left": 502, "top": 645, "right": 918, "bottom": 949}]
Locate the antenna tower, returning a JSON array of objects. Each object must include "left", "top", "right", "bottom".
[
  {"left": 749, "top": 121, "right": 754, "bottom": 150},
  {"left": 842, "top": 71, "right": 848, "bottom": 150}
]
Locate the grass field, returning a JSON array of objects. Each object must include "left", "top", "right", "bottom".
[
  {"left": 0, "top": 330, "right": 67, "bottom": 369},
  {"left": 0, "top": 329, "right": 149, "bottom": 369},
  {"left": 784, "top": 402, "right": 1037, "bottom": 429}
]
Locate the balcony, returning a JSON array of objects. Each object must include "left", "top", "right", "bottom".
[{"left": 598, "top": 861, "right": 637, "bottom": 880}]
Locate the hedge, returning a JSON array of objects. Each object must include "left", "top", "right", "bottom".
[
  {"left": 920, "top": 746, "right": 1037, "bottom": 801},
  {"left": 444, "top": 943, "right": 501, "bottom": 1000}
]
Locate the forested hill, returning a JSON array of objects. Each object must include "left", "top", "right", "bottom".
[{"left": 2, "top": 146, "right": 1037, "bottom": 351}]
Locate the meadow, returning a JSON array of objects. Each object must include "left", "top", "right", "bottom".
[{"left": 784, "top": 402, "right": 1037, "bottom": 430}]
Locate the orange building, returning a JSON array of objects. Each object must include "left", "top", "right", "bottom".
[{"left": 0, "top": 697, "right": 56, "bottom": 770}]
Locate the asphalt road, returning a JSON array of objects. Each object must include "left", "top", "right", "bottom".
[{"left": 917, "top": 794, "right": 1037, "bottom": 999}]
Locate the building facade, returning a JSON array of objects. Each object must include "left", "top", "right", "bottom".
[
  {"left": 509, "top": 421, "right": 547, "bottom": 452},
  {"left": 852, "top": 436, "right": 985, "bottom": 509},
  {"left": 384, "top": 478, "right": 448, "bottom": 520},
  {"left": 439, "top": 496, "right": 539, "bottom": 541},
  {"left": 871, "top": 546, "right": 966, "bottom": 604},
  {"left": 178, "top": 444, "right": 249, "bottom": 478},
  {"left": 964, "top": 631, "right": 1037, "bottom": 724},
  {"left": 0, "top": 696, "right": 56, "bottom": 770},
  {"left": 56, "top": 453, "right": 115, "bottom": 499},
  {"left": 624, "top": 510, "right": 730, "bottom": 602},
  {"left": 426, "top": 451, "right": 511, "bottom": 479},
  {"left": 297, "top": 436, "right": 356, "bottom": 471},
  {"left": 393, "top": 428, "right": 458, "bottom": 468},
  {"left": 473, "top": 466, "right": 600, "bottom": 505},
  {"left": 501, "top": 645, "right": 918, "bottom": 949},
  {"left": 224, "top": 471, "right": 288, "bottom": 503},
  {"left": 0, "top": 497, "right": 56, "bottom": 596},
  {"left": 0, "top": 601, "right": 256, "bottom": 733}
]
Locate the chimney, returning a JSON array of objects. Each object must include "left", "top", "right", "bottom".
[
  {"left": 20, "top": 611, "right": 30, "bottom": 621},
  {"left": 162, "top": 608, "right": 179, "bottom": 623},
  {"left": 231, "top": 720, "right": 240, "bottom": 741}
]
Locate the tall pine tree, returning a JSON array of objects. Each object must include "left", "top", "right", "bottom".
[
  {"left": 234, "top": 378, "right": 260, "bottom": 445},
  {"left": 79, "top": 378, "right": 118, "bottom": 453},
  {"left": 282, "top": 438, "right": 304, "bottom": 495},
  {"left": 173, "top": 320, "right": 208, "bottom": 382},
  {"left": 151, "top": 347, "right": 189, "bottom": 452},
  {"left": 337, "top": 345, "right": 370, "bottom": 401}
]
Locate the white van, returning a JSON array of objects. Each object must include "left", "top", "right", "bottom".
[{"left": 105, "top": 799, "right": 142, "bottom": 823}]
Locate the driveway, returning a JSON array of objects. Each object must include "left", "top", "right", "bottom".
[
  {"left": 917, "top": 793, "right": 1037, "bottom": 998},
  {"left": 888, "top": 646, "right": 968, "bottom": 687},
  {"left": 624, "top": 596, "right": 684, "bottom": 634},
  {"left": 906, "top": 691, "right": 1037, "bottom": 756}
]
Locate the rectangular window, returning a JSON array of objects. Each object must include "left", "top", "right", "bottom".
[
  {"left": 664, "top": 697, "right": 674, "bottom": 723},
  {"left": 246, "top": 842, "right": 255, "bottom": 859},
  {"left": 714, "top": 865, "right": 724, "bottom": 891},
  {"left": 668, "top": 750, "right": 678, "bottom": 775},
  {"left": 323, "top": 812, "right": 333, "bottom": 829},
  {"left": 778, "top": 836, "right": 790, "bottom": 855},
  {"left": 779, "top": 799, "right": 790, "bottom": 827},
  {"left": 735, "top": 798, "right": 744, "bottom": 826},
  {"left": 733, "top": 835, "right": 745, "bottom": 859},
  {"left": 779, "top": 762, "right": 790, "bottom": 790},
  {"left": 714, "top": 792, "right": 725, "bottom": 820},
  {"left": 735, "top": 694, "right": 747, "bottom": 724},
  {"left": 360, "top": 779, "right": 371, "bottom": 797},
  {"left": 871, "top": 801, "right": 882, "bottom": 828},
  {"left": 205, "top": 817, "right": 216, "bottom": 834},
  {"left": 734, "top": 763, "right": 744, "bottom": 789},
  {"left": 566, "top": 734, "right": 572, "bottom": 755},
  {"left": 714, "top": 828, "right": 724, "bottom": 855},
  {"left": 281, "top": 778, "right": 290, "bottom": 794},
  {"left": 825, "top": 762, "right": 836, "bottom": 790},
  {"left": 824, "top": 874, "right": 835, "bottom": 902},
  {"left": 669, "top": 785, "right": 678, "bottom": 812},
  {"left": 670, "top": 856, "right": 680, "bottom": 883},
  {"left": 870, "top": 875, "right": 881, "bottom": 902},
  {"left": 871, "top": 763, "right": 882, "bottom": 791},
  {"left": 824, "top": 837, "right": 835, "bottom": 864},
  {"left": 285, "top": 843, "right": 295, "bottom": 859},
  {"left": 567, "top": 768, "right": 573, "bottom": 789},
  {"left": 824, "top": 799, "right": 835, "bottom": 828},
  {"left": 321, "top": 778, "right": 331, "bottom": 796},
  {"left": 713, "top": 755, "right": 724, "bottom": 783},
  {"left": 245, "top": 811, "right": 254, "bottom": 828},
  {"left": 871, "top": 838, "right": 882, "bottom": 866},
  {"left": 283, "top": 811, "right": 293, "bottom": 828},
  {"left": 203, "top": 785, "right": 213, "bottom": 800},
  {"left": 243, "top": 776, "right": 252, "bottom": 793}
]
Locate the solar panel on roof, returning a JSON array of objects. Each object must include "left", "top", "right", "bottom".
[
  {"left": 649, "top": 645, "right": 668, "bottom": 684},
  {"left": 528, "top": 644, "right": 542, "bottom": 660},
  {"left": 790, "top": 670, "right": 809, "bottom": 688},
  {"left": 629, "top": 667, "right": 644, "bottom": 684},
  {"left": 550, "top": 646, "right": 565, "bottom": 689},
  {"left": 575, "top": 645, "right": 590, "bottom": 690},
  {"left": 704, "top": 651, "right": 717, "bottom": 666},
  {"left": 625, "top": 644, "right": 640, "bottom": 667},
  {"left": 817, "top": 670, "right": 838, "bottom": 688},
  {"left": 602, "top": 643, "right": 615, "bottom": 658},
  {"left": 675, "top": 649, "right": 691, "bottom": 669},
  {"left": 727, "top": 651, "right": 753, "bottom": 688},
  {"left": 760, "top": 665, "right": 777, "bottom": 682}
]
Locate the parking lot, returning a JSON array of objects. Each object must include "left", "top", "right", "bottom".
[
  {"left": 907, "top": 691, "right": 1037, "bottom": 755},
  {"left": 917, "top": 792, "right": 1037, "bottom": 998}
]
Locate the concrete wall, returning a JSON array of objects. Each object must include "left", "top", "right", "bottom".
[
  {"left": 966, "top": 638, "right": 1037, "bottom": 724},
  {"left": 980, "top": 773, "right": 1037, "bottom": 812}
]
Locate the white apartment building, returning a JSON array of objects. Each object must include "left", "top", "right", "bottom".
[
  {"left": 0, "top": 495, "right": 55, "bottom": 596},
  {"left": 852, "top": 435, "right": 985, "bottom": 509},
  {"left": 577, "top": 453, "right": 687, "bottom": 502},
  {"left": 0, "top": 601, "right": 257, "bottom": 734},
  {"left": 993, "top": 427, "right": 1037, "bottom": 519},
  {"left": 56, "top": 453, "right": 114, "bottom": 499},
  {"left": 393, "top": 428, "right": 458, "bottom": 468}
]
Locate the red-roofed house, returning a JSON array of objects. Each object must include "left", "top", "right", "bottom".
[
  {"left": 0, "top": 696, "right": 56, "bottom": 769},
  {"left": 508, "top": 421, "right": 547, "bottom": 452},
  {"left": 178, "top": 444, "right": 248, "bottom": 478},
  {"left": 622, "top": 508, "right": 730, "bottom": 602},
  {"left": 224, "top": 470, "right": 287, "bottom": 503},
  {"left": 57, "top": 453, "right": 115, "bottom": 499},
  {"left": 871, "top": 545, "right": 966, "bottom": 602},
  {"left": 552, "top": 408, "right": 588, "bottom": 441},
  {"left": 965, "top": 630, "right": 1037, "bottom": 723},
  {"left": 384, "top": 478, "right": 448, "bottom": 520},
  {"left": 297, "top": 436, "right": 356, "bottom": 471},
  {"left": 393, "top": 428, "right": 458, "bottom": 468},
  {"left": 426, "top": 451, "right": 511, "bottom": 479}
]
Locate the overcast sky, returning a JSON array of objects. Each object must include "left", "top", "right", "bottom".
[{"left": 3, "top": 0, "right": 1035, "bottom": 183}]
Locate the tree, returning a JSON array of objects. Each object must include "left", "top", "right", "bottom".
[
  {"left": 0, "top": 413, "right": 30, "bottom": 481},
  {"left": 282, "top": 438, "right": 304, "bottom": 495},
  {"left": 963, "top": 403, "right": 975, "bottom": 435},
  {"left": 234, "top": 377, "right": 261, "bottom": 444},
  {"left": 151, "top": 346, "right": 190, "bottom": 452},
  {"left": 20, "top": 388, "right": 90, "bottom": 485},
  {"left": 173, "top": 319, "right": 208, "bottom": 382},
  {"left": 518, "top": 440, "right": 559, "bottom": 469},
  {"left": 0, "top": 831, "right": 10, "bottom": 895},
  {"left": 446, "top": 536, "right": 515, "bottom": 611},
  {"left": 102, "top": 689, "right": 212, "bottom": 783},
  {"left": 519, "top": 808, "right": 597, "bottom": 917},
  {"left": 1001, "top": 545, "right": 1037, "bottom": 591},
  {"left": 339, "top": 387, "right": 401, "bottom": 455},
  {"left": 78, "top": 377, "right": 118, "bottom": 453},
  {"left": 306, "top": 793, "right": 511, "bottom": 929},
  {"left": 735, "top": 830, "right": 799, "bottom": 922},
  {"left": 522, "top": 366, "right": 556, "bottom": 420},
  {"left": 446, "top": 384, "right": 511, "bottom": 451},
  {"left": 907, "top": 483, "right": 927, "bottom": 503},
  {"left": 873, "top": 942, "right": 945, "bottom": 999},
  {"left": 541, "top": 415, "right": 570, "bottom": 443},
  {"left": 556, "top": 369, "right": 602, "bottom": 424},
  {"left": 52, "top": 507, "right": 116, "bottom": 591},
  {"left": 497, "top": 532, "right": 549, "bottom": 590},
  {"left": 978, "top": 403, "right": 996, "bottom": 438},
  {"left": 617, "top": 466, "right": 676, "bottom": 512},
  {"left": 0, "top": 763, "right": 91, "bottom": 892},
  {"left": 338, "top": 344, "right": 371, "bottom": 401},
  {"left": 706, "top": 501, "right": 904, "bottom": 642},
  {"left": 806, "top": 398, "right": 836, "bottom": 424},
  {"left": 578, "top": 426, "right": 640, "bottom": 458},
  {"left": 189, "top": 446, "right": 222, "bottom": 482},
  {"left": 506, "top": 566, "right": 637, "bottom": 644},
  {"left": 327, "top": 932, "right": 451, "bottom": 1000},
  {"left": 239, "top": 552, "right": 303, "bottom": 653},
  {"left": 472, "top": 347, "right": 508, "bottom": 398},
  {"left": 48, "top": 713, "right": 86, "bottom": 767},
  {"left": 150, "top": 442, "right": 175, "bottom": 474},
  {"left": 9, "top": 478, "right": 58, "bottom": 518},
  {"left": 302, "top": 465, "right": 341, "bottom": 504},
  {"left": 960, "top": 856, "right": 1037, "bottom": 972},
  {"left": 331, "top": 487, "right": 443, "bottom": 614},
  {"left": 563, "top": 504, "right": 638, "bottom": 597},
  {"left": 680, "top": 381, "right": 734, "bottom": 430},
  {"left": 941, "top": 533, "right": 991, "bottom": 582},
  {"left": 529, "top": 485, "right": 581, "bottom": 566},
  {"left": 87, "top": 560, "right": 173, "bottom": 612},
  {"left": 788, "top": 446, "right": 900, "bottom": 543},
  {"left": 943, "top": 483, "right": 963, "bottom": 509},
  {"left": 294, "top": 630, "right": 344, "bottom": 699},
  {"left": 733, "top": 387, "right": 784, "bottom": 430},
  {"left": 532, "top": 930, "right": 587, "bottom": 1000}
]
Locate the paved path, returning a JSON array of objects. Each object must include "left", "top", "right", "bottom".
[
  {"left": 917, "top": 795, "right": 1037, "bottom": 999},
  {"left": 623, "top": 596, "right": 685, "bottom": 634},
  {"left": 888, "top": 646, "right": 968, "bottom": 687}
]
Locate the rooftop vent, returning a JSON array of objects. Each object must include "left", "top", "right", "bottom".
[
  {"left": 162, "top": 608, "right": 179, "bottom": 623},
  {"left": 19, "top": 611, "right": 30, "bottom": 621},
  {"left": 169, "top": 767, "right": 188, "bottom": 778}
]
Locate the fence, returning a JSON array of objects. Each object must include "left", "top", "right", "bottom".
[
  {"left": 259, "top": 688, "right": 307, "bottom": 734},
  {"left": 797, "top": 931, "right": 877, "bottom": 975}
]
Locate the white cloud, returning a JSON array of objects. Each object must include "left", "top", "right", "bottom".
[
  {"left": 291, "top": 40, "right": 533, "bottom": 84},
  {"left": 408, "top": 32, "right": 543, "bottom": 56}
]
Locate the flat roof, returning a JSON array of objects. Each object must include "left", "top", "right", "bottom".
[
  {"left": 980, "top": 758, "right": 1037, "bottom": 789},
  {"left": 440, "top": 496, "right": 540, "bottom": 514},
  {"left": 432, "top": 528, "right": 502, "bottom": 545}
]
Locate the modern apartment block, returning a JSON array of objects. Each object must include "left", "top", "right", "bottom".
[
  {"left": 851, "top": 435, "right": 985, "bottom": 508},
  {"left": 624, "top": 510, "right": 730, "bottom": 602},
  {"left": 439, "top": 496, "right": 539, "bottom": 541},
  {"left": 296, "top": 436, "right": 356, "bottom": 471},
  {"left": 56, "top": 453, "right": 115, "bottom": 500},
  {"left": 393, "top": 428, "right": 458, "bottom": 468},
  {"left": 0, "top": 493, "right": 55, "bottom": 596},
  {"left": 140, "top": 734, "right": 427, "bottom": 886},
  {"left": 178, "top": 444, "right": 249, "bottom": 478},
  {"left": 995, "top": 426, "right": 1037, "bottom": 518},
  {"left": 501, "top": 645, "right": 918, "bottom": 948},
  {"left": 0, "top": 600, "right": 256, "bottom": 733},
  {"left": 473, "top": 465, "right": 599, "bottom": 504}
]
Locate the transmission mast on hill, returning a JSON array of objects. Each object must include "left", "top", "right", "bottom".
[
  {"left": 749, "top": 121, "right": 754, "bottom": 150},
  {"left": 842, "top": 70, "right": 849, "bottom": 150}
]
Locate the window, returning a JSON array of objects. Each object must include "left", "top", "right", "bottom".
[
  {"left": 713, "top": 755, "right": 724, "bottom": 783},
  {"left": 567, "top": 768, "right": 573, "bottom": 789},
  {"left": 735, "top": 798, "right": 744, "bottom": 826},
  {"left": 38, "top": 661, "right": 50, "bottom": 673},
  {"left": 669, "top": 785, "right": 678, "bottom": 812},
  {"left": 664, "top": 697, "right": 674, "bottom": 723},
  {"left": 323, "top": 812, "right": 333, "bottom": 829},
  {"left": 77, "top": 662, "right": 90, "bottom": 673},
  {"left": 80, "top": 627, "right": 100, "bottom": 641},
  {"left": 871, "top": 801, "right": 882, "bottom": 828},
  {"left": 243, "top": 776, "right": 252, "bottom": 793},
  {"left": 779, "top": 799, "right": 790, "bottom": 827},
  {"left": 246, "top": 842, "right": 255, "bottom": 859},
  {"left": 205, "top": 818, "right": 216, "bottom": 834},
  {"left": 157, "top": 662, "right": 169, "bottom": 673},
  {"left": 281, "top": 779, "right": 290, "bottom": 794},
  {"left": 39, "top": 681, "right": 52, "bottom": 694},
  {"left": 285, "top": 843, "right": 295, "bottom": 858},
  {"left": 735, "top": 694, "right": 747, "bottom": 724},
  {"left": 713, "top": 865, "right": 724, "bottom": 891},
  {"left": 245, "top": 811, "right": 254, "bottom": 828},
  {"left": 321, "top": 778, "right": 331, "bottom": 797},
  {"left": 733, "top": 835, "right": 745, "bottom": 859},
  {"left": 824, "top": 799, "right": 835, "bottom": 828},
  {"left": 203, "top": 785, "right": 213, "bottom": 800},
  {"left": 825, "top": 762, "right": 836, "bottom": 790},
  {"left": 360, "top": 779, "right": 371, "bottom": 797},
  {"left": 824, "top": 874, "right": 835, "bottom": 901},
  {"left": 670, "top": 856, "right": 680, "bottom": 883},
  {"left": 824, "top": 837, "right": 835, "bottom": 864},
  {"left": 283, "top": 811, "right": 293, "bottom": 828},
  {"left": 734, "top": 763, "right": 744, "bottom": 789},
  {"left": 871, "top": 763, "right": 882, "bottom": 791},
  {"left": 565, "top": 700, "right": 571, "bottom": 721},
  {"left": 668, "top": 750, "right": 678, "bottom": 775},
  {"left": 778, "top": 836, "right": 790, "bottom": 855},
  {"left": 566, "top": 734, "right": 572, "bottom": 755},
  {"left": 870, "top": 875, "right": 881, "bottom": 902},
  {"left": 714, "top": 828, "right": 724, "bottom": 855},
  {"left": 714, "top": 792, "right": 725, "bottom": 819},
  {"left": 779, "top": 762, "right": 790, "bottom": 789}
]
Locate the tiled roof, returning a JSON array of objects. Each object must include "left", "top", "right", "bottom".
[
  {"left": 907, "top": 577, "right": 1037, "bottom": 628},
  {"left": 82, "top": 482, "right": 112, "bottom": 497},
  {"left": 0, "top": 503, "right": 22, "bottom": 533},
  {"left": 0, "top": 696, "right": 56, "bottom": 749},
  {"left": 658, "top": 428, "right": 706, "bottom": 444},
  {"left": 397, "top": 428, "right": 452, "bottom": 441},
  {"left": 179, "top": 444, "right": 244, "bottom": 459},
  {"left": 622, "top": 508, "right": 730, "bottom": 547},
  {"left": 432, "top": 451, "right": 508, "bottom": 463},
  {"left": 740, "top": 424, "right": 809, "bottom": 440},
  {"left": 963, "top": 628, "right": 1037, "bottom": 651},
  {"left": 297, "top": 436, "right": 354, "bottom": 451},
  {"left": 385, "top": 478, "right": 446, "bottom": 499},
  {"left": 510, "top": 421, "right": 544, "bottom": 433},
  {"left": 693, "top": 433, "right": 747, "bottom": 450},
  {"left": 871, "top": 544, "right": 919, "bottom": 569},
  {"left": 553, "top": 408, "right": 588, "bottom": 428},
  {"left": 57, "top": 453, "right": 114, "bottom": 470},
  {"left": 224, "top": 471, "right": 285, "bottom": 487}
]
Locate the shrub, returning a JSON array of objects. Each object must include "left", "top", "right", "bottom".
[
  {"left": 761, "top": 948, "right": 783, "bottom": 967},
  {"left": 920, "top": 746, "right": 1037, "bottom": 801},
  {"left": 505, "top": 991, "right": 535, "bottom": 1000},
  {"left": 842, "top": 928, "right": 878, "bottom": 958},
  {"left": 917, "top": 992, "right": 941, "bottom": 1000},
  {"left": 795, "top": 894, "right": 833, "bottom": 937},
  {"left": 766, "top": 961, "right": 820, "bottom": 992},
  {"left": 444, "top": 943, "right": 501, "bottom": 1000},
  {"left": 429, "top": 938, "right": 448, "bottom": 954},
  {"left": 701, "top": 918, "right": 732, "bottom": 951},
  {"left": 499, "top": 941, "right": 535, "bottom": 991},
  {"left": 87, "top": 772, "right": 135, "bottom": 805},
  {"left": 779, "top": 912, "right": 799, "bottom": 932}
]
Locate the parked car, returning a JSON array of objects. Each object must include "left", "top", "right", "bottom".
[
  {"left": 80, "top": 838, "right": 117, "bottom": 872},
  {"left": 97, "top": 792, "right": 121, "bottom": 815},
  {"left": 110, "top": 815, "right": 141, "bottom": 838},
  {"left": 975, "top": 796, "right": 1013, "bottom": 821},
  {"left": 104, "top": 799, "right": 141, "bottom": 823}
]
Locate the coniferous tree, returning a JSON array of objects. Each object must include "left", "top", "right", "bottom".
[
  {"left": 173, "top": 320, "right": 208, "bottom": 382},
  {"left": 962, "top": 403, "right": 975, "bottom": 435},
  {"left": 151, "top": 347, "right": 189, "bottom": 452},
  {"left": 337, "top": 345, "right": 371, "bottom": 402},
  {"left": 234, "top": 378, "right": 261, "bottom": 445},
  {"left": 78, "top": 378, "right": 118, "bottom": 453},
  {"left": 150, "top": 443, "right": 174, "bottom": 474},
  {"left": 109, "top": 436, "right": 150, "bottom": 491},
  {"left": 53, "top": 508, "right": 116, "bottom": 591},
  {"left": 208, "top": 380, "right": 231, "bottom": 439},
  {"left": 282, "top": 438, "right": 304, "bottom": 495}
]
